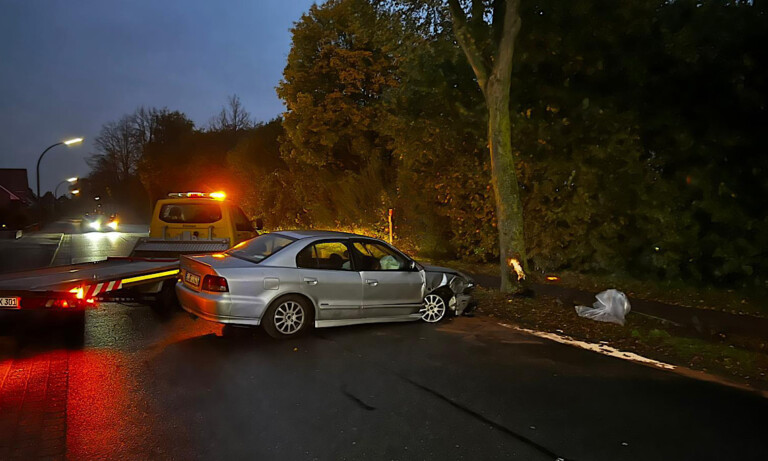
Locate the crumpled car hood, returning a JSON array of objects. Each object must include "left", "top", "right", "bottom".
[{"left": 422, "top": 265, "right": 474, "bottom": 293}]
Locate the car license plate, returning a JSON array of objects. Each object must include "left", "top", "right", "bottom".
[
  {"left": 185, "top": 272, "right": 201, "bottom": 287},
  {"left": 0, "top": 297, "right": 20, "bottom": 309}
]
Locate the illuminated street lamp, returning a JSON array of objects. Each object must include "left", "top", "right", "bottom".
[
  {"left": 54, "top": 177, "right": 78, "bottom": 198},
  {"left": 36, "top": 137, "right": 84, "bottom": 199}
]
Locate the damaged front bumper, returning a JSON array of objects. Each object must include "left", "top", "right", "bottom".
[{"left": 449, "top": 292, "right": 477, "bottom": 316}]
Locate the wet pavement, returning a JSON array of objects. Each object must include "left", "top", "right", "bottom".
[{"left": 1, "top": 224, "right": 768, "bottom": 460}]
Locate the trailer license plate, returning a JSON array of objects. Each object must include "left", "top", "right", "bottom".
[
  {"left": 185, "top": 272, "right": 200, "bottom": 287},
  {"left": 0, "top": 297, "right": 19, "bottom": 308}
]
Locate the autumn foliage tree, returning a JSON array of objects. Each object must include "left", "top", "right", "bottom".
[
  {"left": 84, "top": 0, "right": 768, "bottom": 292},
  {"left": 277, "top": 0, "right": 402, "bottom": 233}
]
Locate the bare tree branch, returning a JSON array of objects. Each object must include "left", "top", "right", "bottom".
[
  {"left": 491, "top": 0, "right": 521, "bottom": 84},
  {"left": 210, "top": 94, "right": 253, "bottom": 131},
  {"left": 447, "top": 0, "right": 489, "bottom": 91},
  {"left": 92, "top": 115, "right": 142, "bottom": 181}
]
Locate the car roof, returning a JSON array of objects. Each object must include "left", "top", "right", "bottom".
[{"left": 272, "top": 229, "right": 371, "bottom": 240}]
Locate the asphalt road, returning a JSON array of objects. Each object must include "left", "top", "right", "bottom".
[{"left": 1, "top": 224, "right": 767, "bottom": 460}]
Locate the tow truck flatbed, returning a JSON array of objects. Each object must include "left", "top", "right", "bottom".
[
  {"left": 1, "top": 190, "right": 260, "bottom": 312},
  {"left": 0, "top": 257, "right": 179, "bottom": 296}
]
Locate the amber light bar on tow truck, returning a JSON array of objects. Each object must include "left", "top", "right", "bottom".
[{"left": 167, "top": 191, "right": 227, "bottom": 201}]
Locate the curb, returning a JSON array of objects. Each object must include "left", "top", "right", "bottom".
[
  {"left": 470, "top": 273, "right": 768, "bottom": 344},
  {"left": 0, "top": 230, "right": 22, "bottom": 239}
]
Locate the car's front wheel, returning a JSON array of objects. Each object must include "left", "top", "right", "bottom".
[
  {"left": 262, "top": 295, "right": 313, "bottom": 339},
  {"left": 421, "top": 292, "right": 449, "bottom": 323}
]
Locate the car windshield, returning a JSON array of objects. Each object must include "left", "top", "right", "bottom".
[
  {"left": 159, "top": 203, "right": 222, "bottom": 223},
  {"left": 227, "top": 233, "right": 296, "bottom": 263}
]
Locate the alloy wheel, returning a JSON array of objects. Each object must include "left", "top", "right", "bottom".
[
  {"left": 421, "top": 294, "right": 447, "bottom": 323},
  {"left": 274, "top": 301, "right": 305, "bottom": 335}
]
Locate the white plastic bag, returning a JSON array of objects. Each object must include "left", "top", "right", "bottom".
[{"left": 574, "top": 289, "right": 631, "bottom": 325}]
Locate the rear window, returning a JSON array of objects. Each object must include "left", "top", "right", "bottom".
[
  {"left": 227, "top": 233, "right": 296, "bottom": 263},
  {"left": 159, "top": 203, "right": 222, "bottom": 223}
]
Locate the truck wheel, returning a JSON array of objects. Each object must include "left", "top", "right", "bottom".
[
  {"left": 262, "top": 295, "right": 313, "bottom": 339},
  {"left": 153, "top": 280, "right": 179, "bottom": 313},
  {"left": 61, "top": 311, "right": 86, "bottom": 346}
]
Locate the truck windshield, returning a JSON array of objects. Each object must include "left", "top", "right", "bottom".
[
  {"left": 159, "top": 203, "right": 222, "bottom": 223},
  {"left": 227, "top": 233, "right": 296, "bottom": 263}
]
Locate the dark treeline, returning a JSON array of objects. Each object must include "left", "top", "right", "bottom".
[
  {"left": 84, "top": 97, "right": 289, "bottom": 226},
  {"left": 86, "top": 0, "right": 768, "bottom": 290}
]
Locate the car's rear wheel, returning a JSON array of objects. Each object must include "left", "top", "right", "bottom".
[
  {"left": 421, "top": 292, "right": 449, "bottom": 323},
  {"left": 262, "top": 295, "right": 313, "bottom": 339}
]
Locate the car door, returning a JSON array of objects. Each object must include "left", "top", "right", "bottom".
[
  {"left": 230, "top": 204, "right": 256, "bottom": 245},
  {"left": 296, "top": 240, "right": 363, "bottom": 321},
  {"left": 352, "top": 239, "right": 425, "bottom": 319}
]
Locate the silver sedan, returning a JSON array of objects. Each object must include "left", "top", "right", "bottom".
[{"left": 176, "top": 230, "right": 476, "bottom": 338}]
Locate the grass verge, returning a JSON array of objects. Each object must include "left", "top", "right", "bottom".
[
  {"left": 424, "top": 259, "right": 767, "bottom": 317},
  {"left": 474, "top": 286, "right": 768, "bottom": 392}
]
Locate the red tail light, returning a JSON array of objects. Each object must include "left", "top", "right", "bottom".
[{"left": 202, "top": 275, "right": 229, "bottom": 292}]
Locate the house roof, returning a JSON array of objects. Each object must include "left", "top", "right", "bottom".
[
  {"left": 0, "top": 169, "right": 31, "bottom": 203},
  {"left": 0, "top": 184, "right": 21, "bottom": 201}
]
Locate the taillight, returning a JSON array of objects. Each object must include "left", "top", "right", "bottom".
[{"left": 202, "top": 275, "right": 229, "bottom": 292}]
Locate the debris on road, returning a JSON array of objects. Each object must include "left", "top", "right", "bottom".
[{"left": 575, "top": 289, "right": 631, "bottom": 325}]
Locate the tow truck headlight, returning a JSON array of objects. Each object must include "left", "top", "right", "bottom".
[
  {"left": 108, "top": 220, "right": 118, "bottom": 230},
  {"left": 89, "top": 221, "right": 101, "bottom": 230}
]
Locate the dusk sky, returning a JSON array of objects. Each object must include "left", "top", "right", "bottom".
[{"left": 0, "top": 0, "right": 316, "bottom": 194}]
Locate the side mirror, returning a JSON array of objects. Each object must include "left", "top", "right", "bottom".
[
  {"left": 252, "top": 218, "right": 264, "bottom": 231},
  {"left": 409, "top": 260, "right": 419, "bottom": 271}
]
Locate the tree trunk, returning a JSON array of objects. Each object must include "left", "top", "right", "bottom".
[
  {"left": 447, "top": 0, "right": 525, "bottom": 293},
  {"left": 486, "top": 78, "right": 527, "bottom": 292}
]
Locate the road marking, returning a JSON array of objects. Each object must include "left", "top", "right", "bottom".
[
  {"left": 498, "top": 323, "right": 676, "bottom": 370},
  {"left": 47, "top": 233, "right": 65, "bottom": 266},
  {"left": 501, "top": 322, "right": 768, "bottom": 398}
]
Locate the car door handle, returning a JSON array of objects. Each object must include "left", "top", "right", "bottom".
[
  {"left": 365, "top": 279, "right": 378, "bottom": 286},
  {"left": 303, "top": 277, "right": 318, "bottom": 285}
]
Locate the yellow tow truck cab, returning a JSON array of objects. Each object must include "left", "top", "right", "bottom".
[{"left": 132, "top": 192, "right": 261, "bottom": 257}]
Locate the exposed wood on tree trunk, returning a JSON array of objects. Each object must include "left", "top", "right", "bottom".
[{"left": 448, "top": 0, "right": 527, "bottom": 293}]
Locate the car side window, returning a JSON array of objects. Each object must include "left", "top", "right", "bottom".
[
  {"left": 296, "top": 241, "right": 352, "bottom": 271},
  {"left": 352, "top": 241, "right": 408, "bottom": 271},
  {"left": 232, "top": 205, "right": 252, "bottom": 232}
]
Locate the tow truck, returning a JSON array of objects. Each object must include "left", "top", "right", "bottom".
[{"left": 0, "top": 191, "right": 262, "bottom": 339}]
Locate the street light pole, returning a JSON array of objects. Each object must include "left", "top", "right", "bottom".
[
  {"left": 54, "top": 177, "right": 78, "bottom": 198},
  {"left": 36, "top": 138, "right": 83, "bottom": 199}
]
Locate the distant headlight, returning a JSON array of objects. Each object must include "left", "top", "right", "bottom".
[
  {"left": 89, "top": 221, "right": 101, "bottom": 230},
  {"left": 107, "top": 220, "right": 118, "bottom": 230}
]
